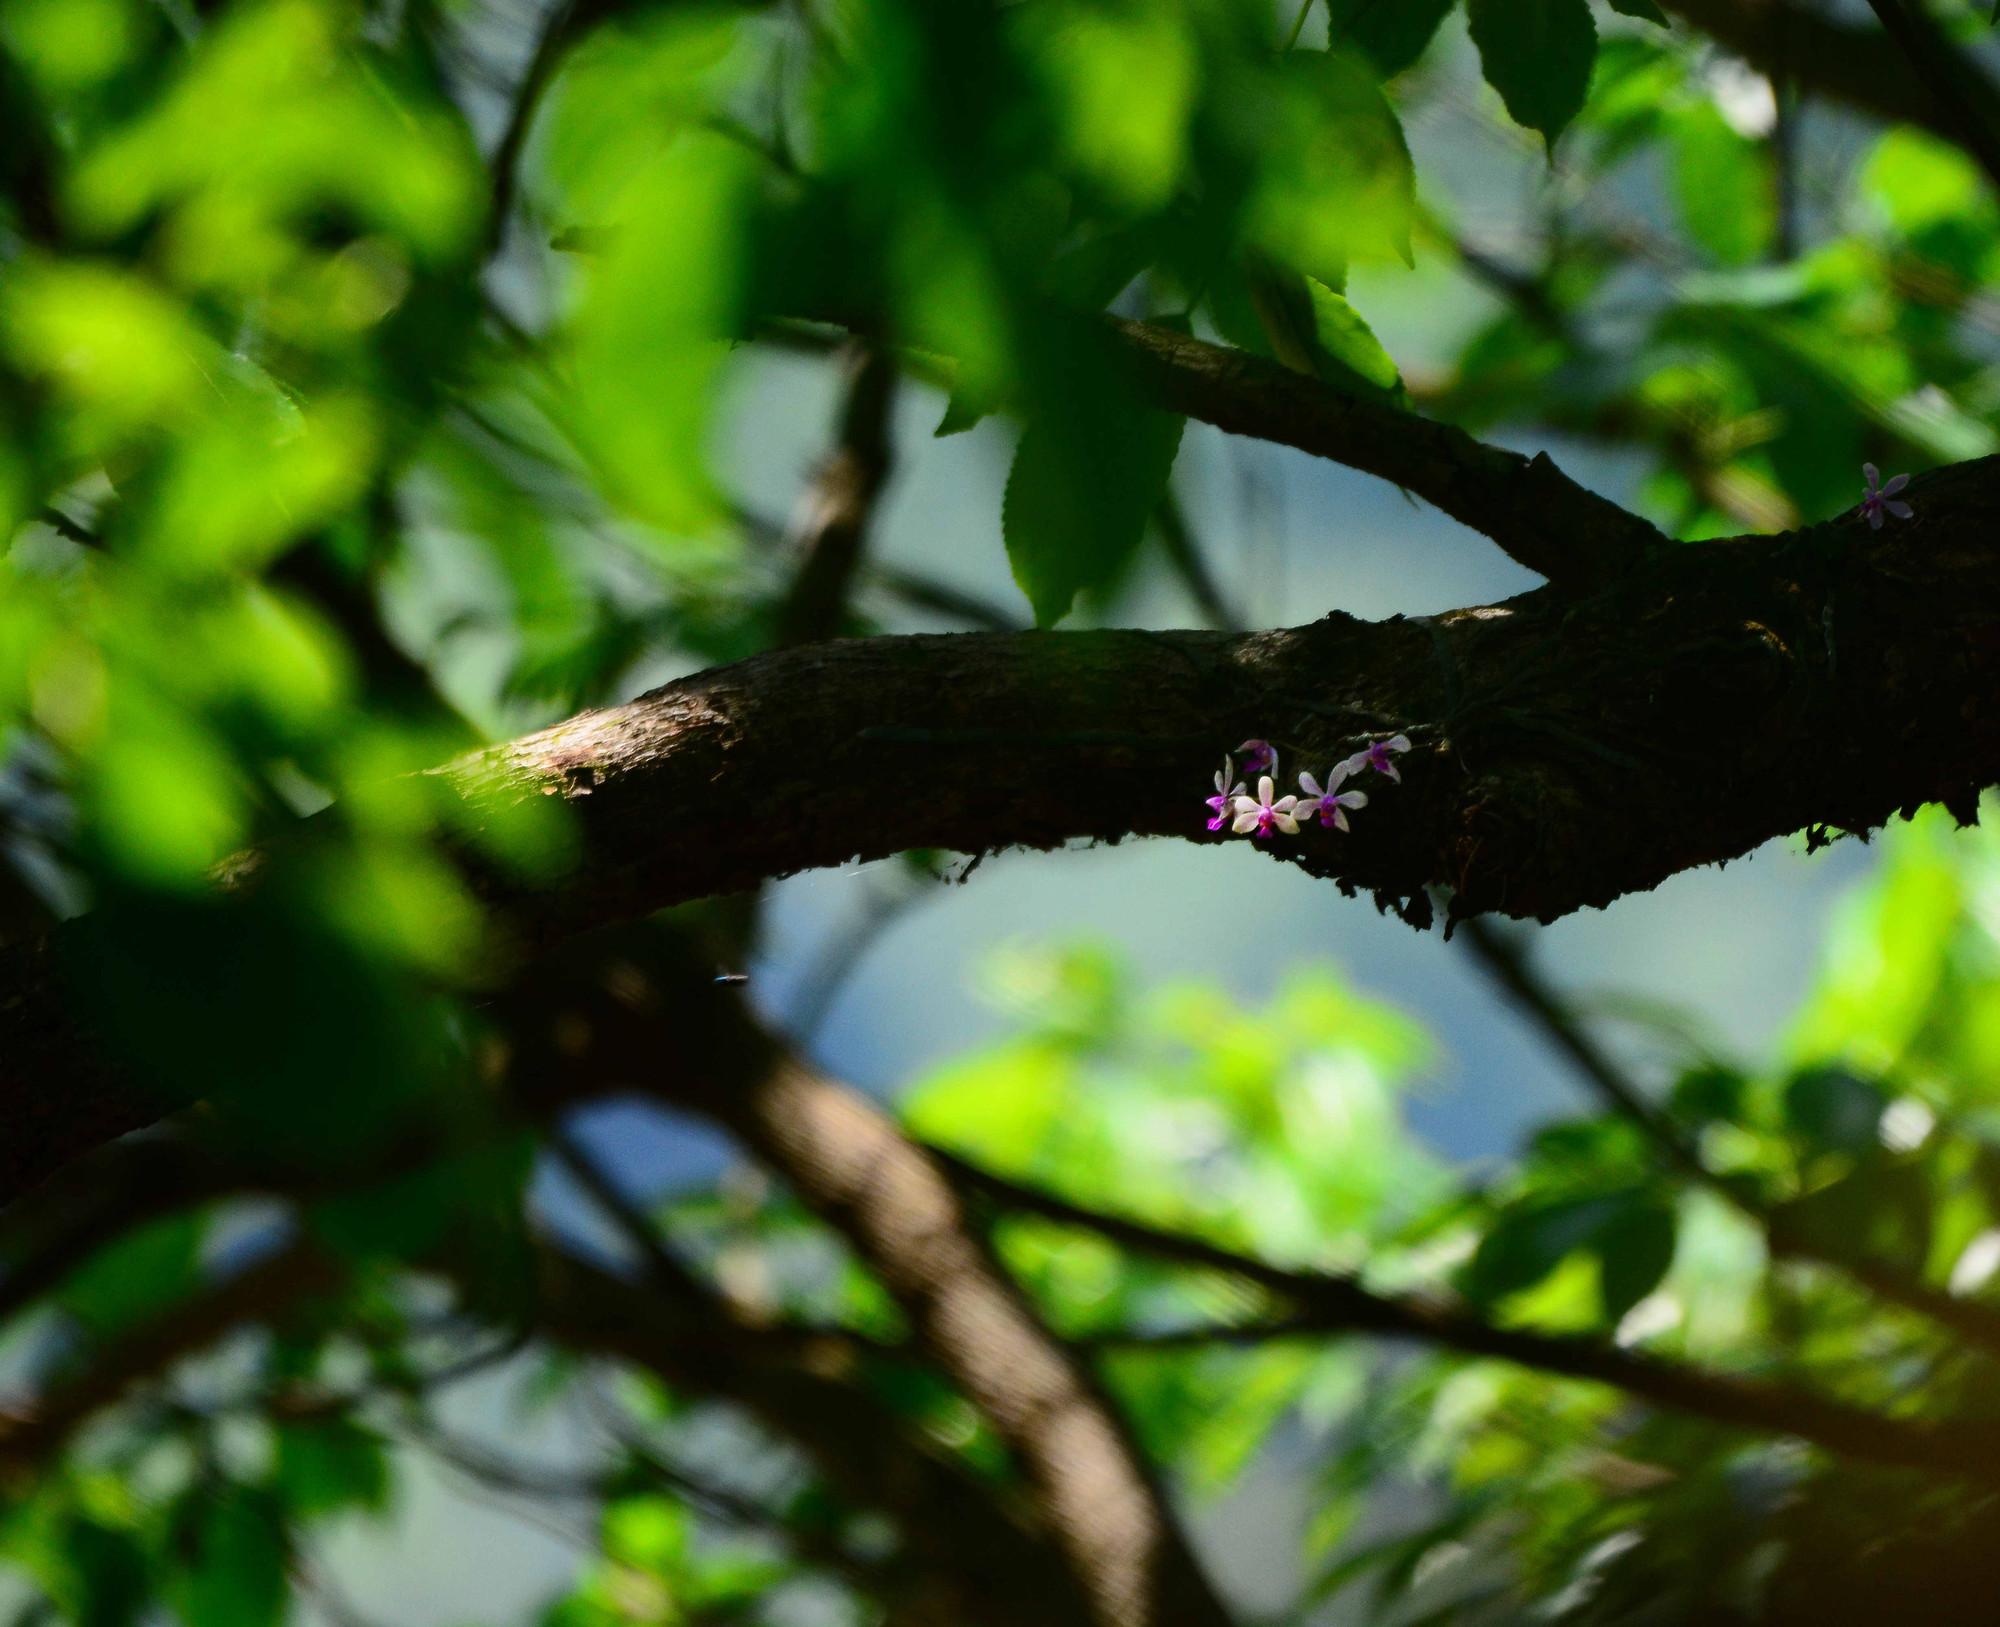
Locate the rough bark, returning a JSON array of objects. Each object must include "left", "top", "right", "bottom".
[
  {"left": 9, "top": 452, "right": 2000, "bottom": 1212},
  {"left": 449, "top": 451, "right": 2000, "bottom": 938}
]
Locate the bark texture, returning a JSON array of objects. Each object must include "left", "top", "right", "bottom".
[
  {"left": 11, "top": 453, "right": 2000, "bottom": 1213},
  {"left": 452, "top": 452, "right": 2000, "bottom": 938}
]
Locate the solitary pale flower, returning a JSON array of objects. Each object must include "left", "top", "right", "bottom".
[
  {"left": 1235, "top": 738, "right": 1276, "bottom": 777},
  {"left": 1298, "top": 767, "right": 1369, "bottom": 832},
  {"left": 1341, "top": 733, "right": 1412, "bottom": 783},
  {"left": 1205, "top": 756, "right": 1245, "bottom": 831},
  {"left": 1232, "top": 775, "right": 1301, "bottom": 838},
  {"left": 1860, "top": 463, "right": 1912, "bottom": 530}
]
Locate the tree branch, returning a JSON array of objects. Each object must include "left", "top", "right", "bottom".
[
  {"left": 1858, "top": 0, "right": 2000, "bottom": 193},
  {"left": 485, "top": 1232, "right": 1103, "bottom": 1627},
  {"left": 503, "top": 927, "right": 1235, "bottom": 1627},
  {"left": 0, "top": 1237, "right": 339, "bottom": 1482},
  {"left": 1459, "top": 916, "right": 2000, "bottom": 1360},
  {"left": 676, "top": 1057, "right": 1237, "bottom": 1627},
  {"left": 1663, "top": 0, "right": 2000, "bottom": 157},
  {"left": 11, "top": 454, "right": 2000, "bottom": 1210},
  {"left": 1108, "top": 319, "right": 1663, "bottom": 586},
  {"left": 442, "top": 450, "right": 2000, "bottom": 941},
  {"left": 775, "top": 341, "right": 899, "bottom": 646},
  {"left": 927, "top": 1150, "right": 2000, "bottom": 1485}
]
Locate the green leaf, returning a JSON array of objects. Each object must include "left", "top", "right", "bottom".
[
  {"left": 935, "top": 386, "right": 994, "bottom": 438},
  {"left": 57, "top": 1213, "right": 205, "bottom": 1337},
  {"left": 1671, "top": 101, "right": 1774, "bottom": 266},
  {"left": 1605, "top": 0, "right": 1669, "bottom": 23},
  {"left": 1592, "top": 1197, "right": 1676, "bottom": 1322},
  {"left": 1466, "top": 1187, "right": 1673, "bottom": 1322},
  {"left": 168, "top": 1492, "right": 288, "bottom": 1627},
  {"left": 1784, "top": 1066, "right": 1886, "bottom": 1155},
  {"left": 1002, "top": 406, "right": 1185, "bottom": 626},
  {"left": 1465, "top": 1193, "right": 1626, "bottom": 1306},
  {"left": 1301, "top": 280, "right": 1404, "bottom": 398},
  {"left": 1466, "top": 0, "right": 1598, "bottom": 150},
  {"left": 1323, "top": 0, "right": 1457, "bottom": 78},
  {"left": 275, "top": 1419, "right": 391, "bottom": 1518},
  {"left": 1776, "top": 1158, "right": 1934, "bottom": 1270},
  {"left": 1669, "top": 1064, "right": 1747, "bottom": 1127},
  {"left": 1249, "top": 50, "right": 1417, "bottom": 277}
]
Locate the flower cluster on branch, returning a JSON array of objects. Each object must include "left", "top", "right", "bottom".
[{"left": 1204, "top": 736, "right": 1410, "bottom": 841}]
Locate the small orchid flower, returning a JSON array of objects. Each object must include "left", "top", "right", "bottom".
[
  {"left": 1341, "top": 733, "right": 1412, "bottom": 783},
  {"left": 1205, "top": 756, "right": 1245, "bottom": 832},
  {"left": 1231, "top": 775, "right": 1302, "bottom": 838},
  {"left": 1297, "top": 766, "right": 1369, "bottom": 832},
  {"left": 1235, "top": 738, "right": 1276, "bottom": 777},
  {"left": 1860, "top": 463, "right": 1912, "bottom": 530}
]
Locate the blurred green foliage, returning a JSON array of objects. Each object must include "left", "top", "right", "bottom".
[{"left": 4, "top": 0, "right": 2000, "bottom": 1622}]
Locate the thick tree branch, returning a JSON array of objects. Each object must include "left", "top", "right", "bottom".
[
  {"left": 1858, "top": 0, "right": 2000, "bottom": 193},
  {"left": 505, "top": 927, "right": 1235, "bottom": 1627},
  {"left": 679, "top": 1058, "right": 1236, "bottom": 1627},
  {"left": 446, "top": 451, "right": 2000, "bottom": 940},
  {"left": 10, "top": 454, "right": 2000, "bottom": 1211},
  {"left": 1662, "top": 0, "right": 2000, "bottom": 156}
]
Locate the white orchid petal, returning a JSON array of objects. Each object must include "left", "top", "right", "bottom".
[
  {"left": 1257, "top": 775, "right": 1275, "bottom": 804},
  {"left": 1886, "top": 499, "right": 1913, "bottom": 519},
  {"left": 1864, "top": 462, "right": 1880, "bottom": 488},
  {"left": 1298, "top": 772, "right": 1323, "bottom": 799},
  {"left": 1231, "top": 810, "right": 1260, "bottom": 834},
  {"left": 1883, "top": 472, "right": 1910, "bottom": 495},
  {"left": 1387, "top": 734, "right": 1411, "bottom": 752},
  {"left": 1272, "top": 795, "right": 1299, "bottom": 812},
  {"left": 1275, "top": 812, "right": 1300, "bottom": 834}
]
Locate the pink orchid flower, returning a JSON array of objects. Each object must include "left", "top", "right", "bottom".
[
  {"left": 1205, "top": 756, "right": 1245, "bottom": 832},
  {"left": 1860, "top": 463, "right": 1912, "bottom": 530},
  {"left": 1298, "top": 766, "right": 1369, "bottom": 832},
  {"left": 1235, "top": 738, "right": 1276, "bottom": 777},
  {"left": 1231, "top": 775, "right": 1301, "bottom": 838},
  {"left": 1340, "top": 733, "right": 1412, "bottom": 784}
]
